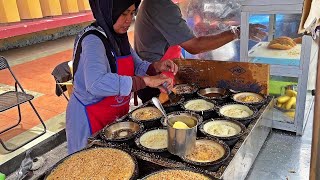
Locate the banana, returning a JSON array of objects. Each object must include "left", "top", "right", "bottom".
[
  {"left": 277, "top": 95, "right": 291, "bottom": 103},
  {"left": 292, "top": 103, "right": 296, "bottom": 109},
  {"left": 285, "top": 97, "right": 296, "bottom": 110},
  {"left": 285, "top": 90, "right": 297, "bottom": 97},
  {"left": 276, "top": 102, "right": 282, "bottom": 108},
  {"left": 282, "top": 103, "right": 287, "bottom": 109}
]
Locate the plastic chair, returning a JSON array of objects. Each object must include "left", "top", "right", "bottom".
[{"left": 0, "top": 56, "right": 46, "bottom": 152}]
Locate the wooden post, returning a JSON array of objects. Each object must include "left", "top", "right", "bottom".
[{"left": 310, "top": 31, "right": 320, "bottom": 180}]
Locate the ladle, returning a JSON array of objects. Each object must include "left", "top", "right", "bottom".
[{"left": 152, "top": 97, "right": 168, "bottom": 125}]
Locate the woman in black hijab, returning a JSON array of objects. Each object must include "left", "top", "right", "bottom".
[{"left": 66, "top": 0, "right": 178, "bottom": 154}]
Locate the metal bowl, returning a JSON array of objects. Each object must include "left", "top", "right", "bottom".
[
  {"left": 130, "top": 106, "right": 163, "bottom": 129},
  {"left": 232, "top": 92, "right": 266, "bottom": 105},
  {"left": 174, "top": 84, "right": 199, "bottom": 99},
  {"left": 181, "top": 98, "right": 217, "bottom": 120},
  {"left": 218, "top": 103, "right": 258, "bottom": 126},
  {"left": 101, "top": 121, "right": 143, "bottom": 142},
  {"left": 162, "top": 95, "right": 184, "bottom": 113},
  {"left": 141, "top": 168, "right": 212, "bottom": 180},
  {"left": 180, "top": 137, "right": 230, "bottom": 167},
  {"left": 135, "top": 128, "right": 168, "bottom": 153},
  {"left": 160, "top": 111, "right": 203, "bottom": 127},
  {"left": 199, "top": 119, "right": 246, "bottom": 146},
  {"left": 197, "top": 87, "right": 229, "bottom": 101}
]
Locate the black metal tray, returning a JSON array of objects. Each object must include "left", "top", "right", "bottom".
[{"left": 85, "top": 96, "right": 272, "bottom": 179}]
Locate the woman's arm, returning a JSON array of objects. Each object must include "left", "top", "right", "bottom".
[
  {"left": 130, "top": 47, "right": 155, "bottom": 76},
  {"left": 80, "top": 34, "right": 132, "bottom": 97}
]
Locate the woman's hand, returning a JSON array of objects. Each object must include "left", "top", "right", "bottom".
[
  {"left": 142, "top": 74, "right": 174, "bottom": 93},
  {"left": 153, "top": 60, "right": 178, "bottom": 75}
]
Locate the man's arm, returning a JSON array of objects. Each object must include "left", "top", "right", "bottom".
[
  {"left": 180, "top": 30, "right": 236, "bottom": 55},
  {"left": 181, "top": 24, "right": 267, "bottom": 55}
]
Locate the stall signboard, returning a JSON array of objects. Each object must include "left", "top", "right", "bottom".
[{"left": 174, "top": 59, "right": 270, "bottom": 95}]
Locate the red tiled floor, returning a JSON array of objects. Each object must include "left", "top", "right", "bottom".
[
  {"left": 1, "top": 103, "right": 58, "bottom": 126},
  {"left": 0, "top": 50, "right": 73, "bottom": 94},
  {"left": 33, "top": 95, "right": 68, "bottom": 113},
  {"left": 0, "top": 49, "right": 73, "bottom": 141},
  {"left": 0, "top": 113, "right": 37, "bottom": 141},
  {"left": 0, "top": 114, "right": 19, "bottom": 129},
  {"left": 0, "top": 123, "right": 37, "bottom": 142}
]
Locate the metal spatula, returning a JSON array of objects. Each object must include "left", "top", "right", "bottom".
[{"left": 163, "top": 82, "right": 176, "bottom": 103}]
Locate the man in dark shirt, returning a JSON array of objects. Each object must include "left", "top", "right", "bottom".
[{"left": 134, "top": 0, "right": 267, "bottom": 102}]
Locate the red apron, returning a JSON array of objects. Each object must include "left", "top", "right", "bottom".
[{"left": 84, "top": 55, "right": 134, "bottom": 134}]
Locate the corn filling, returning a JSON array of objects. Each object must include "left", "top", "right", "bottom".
[
  {"left": 145, "top": 170, "right": 210, "bottom": 180},
  {"left": 47, "top": 148, "right": 135, "bottom": 180},
  {"left": 186, "top": 141, "right": 224, "bottom": 163}
]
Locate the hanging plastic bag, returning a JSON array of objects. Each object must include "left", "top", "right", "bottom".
[
  {"left": 187, "top": 0, "right": 241, "bottom": 35},
  {"left": 186, "top": 0, "right": 241, "bottom": 61},
  {"left": 17, "top": 150, "right": 33, "bottom": 180}
]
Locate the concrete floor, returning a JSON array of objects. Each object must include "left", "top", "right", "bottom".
[{"left": 247, "top": 108, "right": 313, "bottom": 180}]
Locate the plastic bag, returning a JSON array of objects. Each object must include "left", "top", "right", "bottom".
[
  {"left": 185, "top": 0, "right": 241, "bottom": 61},
  {"left": 187, "top": 0, "right": 241, "bottom": 34},
  {"left": 17, "top": 150, "right": 33, "bottom": 180}
]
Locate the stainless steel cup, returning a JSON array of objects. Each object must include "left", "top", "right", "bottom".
[{"left": 167, "top": 114, "right": 199, "bottom": 157}]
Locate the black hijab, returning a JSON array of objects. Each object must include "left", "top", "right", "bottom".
[{"left": 89, "top": 0, "right": 140, "bottom": 56}]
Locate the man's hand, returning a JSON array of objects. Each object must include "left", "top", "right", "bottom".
[
  {"left": 249, "top": 24, "right": 268, "bottom": 42},
  {"left": 153, "top": 60, "right": 178, "bottom": 75}
]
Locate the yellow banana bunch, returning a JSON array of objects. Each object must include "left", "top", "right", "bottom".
[
  {"left": 277, "top": 95, "right": 290, "bottom": 103},
  {"left": 277, "top": 89, "right": 298, "bottom": 110},
  {"left": 285, "top": 96, "right": 296, "bottom": 110},
  {"left": 285, "top": 90, "right": 297, "bottom": 97}
]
